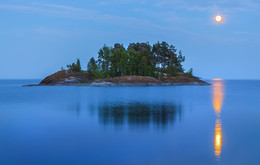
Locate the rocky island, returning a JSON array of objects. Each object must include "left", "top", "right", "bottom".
[{"left": 25, "top": 41, "right": 210, "bottom": 87}]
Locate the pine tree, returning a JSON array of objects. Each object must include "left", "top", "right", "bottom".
[
  {"left": 76, "top": 58, "right": 81, "bottom": 72},
  {"left": 87, "top": 57, "right": 99, "bottom": 80},
  {"left": 67, "top": 58, "right": 81, "bottom": 72}
]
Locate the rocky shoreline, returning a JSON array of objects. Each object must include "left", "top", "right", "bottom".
[
  {"left": 24, "top": 81, "right": 209, "bottom": 87},
  {"left": 24, "top": 70, "right": 210, "bottom": 87}
]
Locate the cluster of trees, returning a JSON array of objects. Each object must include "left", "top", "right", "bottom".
[
  {"left": 67, "top": 41, "right": 190, "bottom": 80},
  {"left": 67, "top": 59, "right": 81, "bottom": 72}
]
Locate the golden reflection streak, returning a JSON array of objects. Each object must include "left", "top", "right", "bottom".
[
  {"left": 212, "top": 79, "right": 224, "bottom": 158},
  {"left": 212, "top": 79, "right": 224, "bottom": 117},
  {"left": 214, "top": 119, "right": 222, "bottom": 157}
]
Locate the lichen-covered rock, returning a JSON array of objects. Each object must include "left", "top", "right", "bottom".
[
  {"left": 158, "top": 75, "right": 210, "bottom": 85},
  {"left": 39, "top": 70, "right": 90, "bottom": 85},
  {"left": 91, "top": 75, "right": 210, "bottom": 86}
]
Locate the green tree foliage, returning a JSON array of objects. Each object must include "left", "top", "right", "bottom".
[
  {"left": 86, "top": 41, "right": 186, "bottom": 80},
  {"left": 128, "top": 42, "right": 155, "bottom": 76},
  {"left": 87, "top": 57, "right": 99, "bottom": 80},
  {"left": 67, "top": 58, "right": 81, "bottom": 72},
  {"left": 110, "top": 44, "right": 128, "bottom": 77},
  {"left": 187, "top": 68, "right": 193, "bottom": 78},
  {"left": 167, "top": 61, "right": 179, "bottom": 76},
  {"left": 98, "top": 45, "right": 111, "bottom": 78},
  {"left": 176, "top": 51, "right": 185, "bottom": 72}
]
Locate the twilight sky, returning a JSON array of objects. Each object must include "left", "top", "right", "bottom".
[{"left": 0, "top": 0, "right": 259, "bottom": 79}]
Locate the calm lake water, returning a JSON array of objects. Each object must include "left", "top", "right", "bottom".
[{"left": 0, "top": 80, "right": 260, "bottom": 165}]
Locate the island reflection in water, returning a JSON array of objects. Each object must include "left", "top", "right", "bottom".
[
  {"left": 97, "top": 102, "right": 182, "bottom": 129},
  {"left": 212, "top": 79, "right": 224, "bottom": 158}
]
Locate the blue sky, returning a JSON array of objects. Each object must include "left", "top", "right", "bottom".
[{"left": 0, "top": 0, "right": 259, "bottom": 79}]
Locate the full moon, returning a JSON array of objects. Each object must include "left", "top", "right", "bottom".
[{"left": 215, "top": 15, "right": 223, "bottom": 23}]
